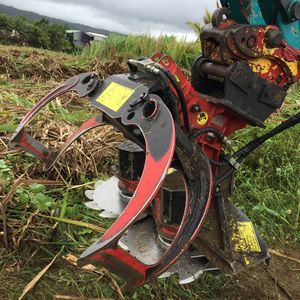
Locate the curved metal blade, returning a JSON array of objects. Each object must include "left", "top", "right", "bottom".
[
  {"left": 85, "top": 177, "right": 219, "bottom": 285},
  {"left": 119, "top": 217, "right": 217, "bottom": 284},
  {"left": 143, "top": 132, "right": 213, "bottom": 284},
  {"left": 85, "top": 177, "right": 127, "bottom": 218},
  {"left": 77, "top": 75, "right": 213, "bottom": 289}
]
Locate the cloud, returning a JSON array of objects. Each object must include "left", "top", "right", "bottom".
[{"left": 0, "top": 0, "right": 217, "bottom": 38}]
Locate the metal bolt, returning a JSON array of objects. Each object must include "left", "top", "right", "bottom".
[
  {"left": 191, "top": 104, "right": 201, "bottom": 113},
  {"left": 267, "top": 30, "right": 283, "bottom": 48},
  {"left": 87, "top": 74, "right": 96, "bottom": 88},
  {"left": 133, "top": 128, "right": 142, "bottom": 135}
]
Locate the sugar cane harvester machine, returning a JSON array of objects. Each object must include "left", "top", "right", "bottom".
[{"left": 9, "top": 0, "right": 300, "bottom": 290}]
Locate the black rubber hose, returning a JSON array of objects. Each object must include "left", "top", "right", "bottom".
[
  {"left": 233, "top": 112, "right": 300, "bottom": 160},
  {"left": 156, "top": 70, "right": 181, "bottom": 125},
  {"left": 214, "top": 166, "right": 235, "bottom": 187},
  {"left": 155, "top": 64, "right": 191, "bottom": 134},
  {"left": 209, "top": 158, "right": 228, "bottom": 167},
  {"left": 192, "top": 127, "right": 225, "bottom": 141},
  {"left": 214, "top": 112, "right": 300, "bottom": 187}
]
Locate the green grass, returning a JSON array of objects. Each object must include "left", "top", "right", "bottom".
[
  {"left": 82, "top": 34, "right": 200, "bottom": 70},
  {"left": 0, "top": 43, "right": 299, "bottom": 299},
  {"left": 230, "top": 84, "right": 300, "bottom": 246}
]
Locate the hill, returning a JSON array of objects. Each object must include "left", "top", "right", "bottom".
[{"left": 0, "top": 3, "right": 120, "bottom": 36}]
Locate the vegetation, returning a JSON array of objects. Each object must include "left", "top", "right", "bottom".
[
  {"left": 0, "top": 11, "right": 201, "bottom": 70},
  {"left": 0, "top": 11, "right": 208, "bottom": 71},
  {"left": 0, "top": 38, "right": 299, "bottom": 299},
  {"left": 82, "top": 34, "right": 200, "bottom": 70},
  {"left": 186, "top": 8, "right": 213, "bottom": 38},
  {"left": 231, "top": 84, "right": 300, "bottom": 244},
  {"left": 0, "top": 13, "right": 72, "bottom": 52}
]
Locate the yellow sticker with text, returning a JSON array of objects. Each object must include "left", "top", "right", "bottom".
[
  {"left": 197, "top": 112, "right": 209, "bottom": 126},
  {"left": 231, "top": 221, "right": 261, "bottom": 253},
  {"left": 96, "top": 82, "right": 135, "bottom": 112}
]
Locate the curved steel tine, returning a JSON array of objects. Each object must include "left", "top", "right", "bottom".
[{"left": 45, "top": 114, "right": 105, "bottom": 170}]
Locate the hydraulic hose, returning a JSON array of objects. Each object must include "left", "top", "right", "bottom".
[
  {"left": 155, "top": 64, "right": 191, "bottom": 135},
  {"left": 233, "top": 112, "right": 300, "bottom": 160},
  {"left": 192, "top": 127, "right": 225, "bottom": 141},
  {"left": 156, "top": 70, "right": 181, "bottom": 125},
  {"left": 214, "top": 112, "right": 300, "bottom": 187}
]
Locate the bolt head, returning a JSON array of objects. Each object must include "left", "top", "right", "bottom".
[
  {"left": 191, "top": 104, "right": 201, "bottom": 113},
  {"left": 267, "top": 30, "right": 283, "bottom": 48}
]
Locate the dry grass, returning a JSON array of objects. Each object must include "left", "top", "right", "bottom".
[
  {"left": 0, "top": 45, "right": 127, "bottom": 81},
  {"left": 31, "top": 121, "right": 122, "bottom": 181},
  {"left": 0, "top": 44, "right": 127, "bottom": 181},
  {"left": 1, "top": 105, "right": 122, "bottom": 182}
]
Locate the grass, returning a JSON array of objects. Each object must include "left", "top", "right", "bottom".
[
  {"left": 82, "top": 34, "right": 200, "bottom": 70},
  {"left": 231, "top": 84, "right": 300, "bottom": 245},
  {"left": 0, "top": 42, "right": 299, "bottom": 299}
]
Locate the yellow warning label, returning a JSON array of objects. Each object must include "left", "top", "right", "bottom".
[
  {"left": 232, "top": 222, "right": 261, "bottom": 253},
  {"left": 96, "top": 82, "right": 134, "bottom": 112},
  {"left": 174, "top": 74, "right": 181, "bottom": 83},
  {"left": 197, "top": 112, "right": 209, "bottom": 126}
]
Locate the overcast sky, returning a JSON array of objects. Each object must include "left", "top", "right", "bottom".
[{"left": 0, "top": 0, "right": 217, "bottom": 39}]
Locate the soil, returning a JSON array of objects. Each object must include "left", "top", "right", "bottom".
[{"left": 218, "top": 248, "right": 300, "bottom": 300}]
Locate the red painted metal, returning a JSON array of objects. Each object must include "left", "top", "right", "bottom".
[
  {"left": 152, "top": 53, "right": 248, "bottom": 164},
  {"left": 201, "top": 21, "right": 300, "bottom": 89}
]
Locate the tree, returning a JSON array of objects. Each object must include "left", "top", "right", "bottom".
[
  {"left": 0, "top": 14, "right": 14, "bottom": 43},
  {"left": 0, "top": 13, "right": 72, "bottom": 52},
  {"left": 26, "top": 22, "right": 51, "bottom": 49},
  {"left": 47, "top": 23, "right": 72, "bottom": 52},
  {"left": 13, "top": 16, "right": 31, "bottom": 45}
]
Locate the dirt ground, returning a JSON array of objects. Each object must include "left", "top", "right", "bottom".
[
  {"left": 223, "top": 249, "right": 300, "bottom": 300},
  {"left": 0, "top": 241, "right": 299, "bottom": 299}
]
